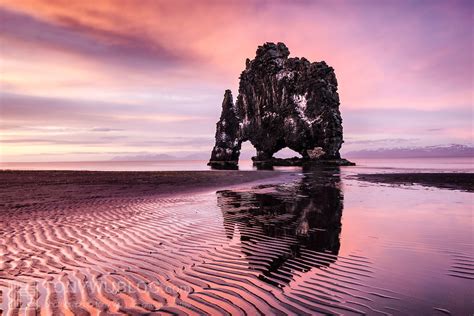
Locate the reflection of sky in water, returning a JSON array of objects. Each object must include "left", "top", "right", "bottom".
[
  {"left": 217, "top": 166, "right": 473, "bottom": 314},
  {"left": 340, "top": 174, "right": 472, "bottom": 313}
]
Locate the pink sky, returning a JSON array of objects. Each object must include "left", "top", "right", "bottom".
[{"left": 0, "top": 0, "right": 472, "bottom": 161}]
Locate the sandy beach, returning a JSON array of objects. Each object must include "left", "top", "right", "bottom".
[
  {"left": 0, "top": 170, "right": 284, "bottom": 212},
  {"left": 1, "top": 170, "right": 299, "bottom": 315},
  {"left": 2, "top": 0, "right": 472, "bottom": 313},
  {"left": 0, "top": 168, "right": 472, "bottom": 314}
]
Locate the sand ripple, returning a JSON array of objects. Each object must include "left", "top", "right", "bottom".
[{"left": 1, "top": 170, "right": 471, "bottom": 315}]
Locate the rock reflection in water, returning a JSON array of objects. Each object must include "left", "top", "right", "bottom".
[{"left": 217, "top": 167, "right": 343, "bottom": 287}]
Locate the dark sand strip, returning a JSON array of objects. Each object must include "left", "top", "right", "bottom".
[
  {"left": 0, "top": 170, "right": 285, "bottom": 211},
  {"left": 355, "top": 173, "right": 474, "bottom": 192}
]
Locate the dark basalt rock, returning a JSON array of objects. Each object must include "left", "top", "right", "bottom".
[
  {"left": 209, "top": 42, "right": 353, "bottom": 168},
  {"left": 252, "top": 156, "right": 355, "bottom": 167}
]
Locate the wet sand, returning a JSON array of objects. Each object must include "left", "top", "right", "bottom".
[
  {"left": 355, "top": 172, "right": 474, "bottom": 192},
  {"left": 0, "top": 169, "right": 472, "bottom": 314},
  {"left": 0, "top": 170, "right": 283, "bottom": 212},
  {"left": 1, "top": 170, "right": 302, "bottom": 315}
]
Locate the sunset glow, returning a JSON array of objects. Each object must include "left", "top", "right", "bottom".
[{"left": 0, "top": 0, "right": 472, "bottom": 161}]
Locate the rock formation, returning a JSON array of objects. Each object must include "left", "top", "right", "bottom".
[{"left": 209, "top": 42, "right": 353, "bottom": 167}]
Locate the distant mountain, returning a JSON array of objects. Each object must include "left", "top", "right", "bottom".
[
  {"left": 111, "top": 153, "right": 178, "bottom": 161},
  {"left": 181, "top": 152, "right": 210, "bottom": 160},
  {"left": 111, "top": 144, "right": 473, "bottom": 161},
  {"left": 110, "top": 152, "right": 210, "bottom": 161},
  {"left": 344, "top": 144, "right": 474, "bottom": 159}
]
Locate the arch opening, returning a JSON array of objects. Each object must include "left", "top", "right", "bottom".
[
  {"left": 273, "top": 147, "right": 302, "bottom": 159},
  {"left": 239, "top": 141, "right": 257, "bottom": 160}
]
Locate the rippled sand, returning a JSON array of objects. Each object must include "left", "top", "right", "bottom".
[{"left": 0, "top": 169, "right": 472, "bottom": 315}]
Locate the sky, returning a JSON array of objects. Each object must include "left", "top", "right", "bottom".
[{"left": 0, "top": 0, "right": 472, "bottom": 162}]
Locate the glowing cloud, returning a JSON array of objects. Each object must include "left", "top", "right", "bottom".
[{"left": 0, "top": 0, "right": 472, "bottom": 161}]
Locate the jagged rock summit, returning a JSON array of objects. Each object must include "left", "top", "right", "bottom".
[{"left": 209, "top": 42, "right": 354, "bottom": 168}]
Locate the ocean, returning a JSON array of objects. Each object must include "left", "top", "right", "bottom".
[{"left": 1, "top": 157, "right": 473, "bottom": 172}]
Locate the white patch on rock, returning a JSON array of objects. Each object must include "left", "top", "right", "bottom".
[
  {"left": 219, "top": 132, "right": 228, "bottom": 142},
  {"left": 263, "top": 112, "right": 277, "bottom": 119},
  {"left": 274, "top": 58, "right": 285, "bottom": 67},
  {"left": 239, "top": 117, "right": 250, "bottom": 129},
  {"left": 307, "top": 147, "right": 326, "bottom": 159},
  {"left": 292, "top": 93, "right": 322, "bottom": 125},
  {"left": 276, "top": 70, "right": 294, "bottom": 81},
  {"left": 293, "top": 94, "right": 307, "bottom": 114}
]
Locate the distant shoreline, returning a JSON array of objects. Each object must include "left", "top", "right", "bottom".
[
  {"left": 1, "top": 156, "right": 471, "bottom": 164},
  {"left": 355, "top": 173, "right": 474, "bottom": 192}
]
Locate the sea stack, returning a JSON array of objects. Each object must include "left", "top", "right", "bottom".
[{"left": 209, "top": 42, "right": 354, "bottom": 168}]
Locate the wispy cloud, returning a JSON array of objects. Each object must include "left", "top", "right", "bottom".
[
  {"left": 0, "top": 92, "right": 213, "bottom": 124},
  {"left": 90, "top": 127, "right": 124, "bottom": 132},
  {"left": 0, "top": 0, "right": 472, "bottom": 161},
  {"left": 0, "top": 7, "right": 191, "bottom": 70}
]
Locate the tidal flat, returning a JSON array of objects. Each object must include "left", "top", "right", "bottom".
[{"left": 0, "top": 166, "right": 472, "bottom": 314}]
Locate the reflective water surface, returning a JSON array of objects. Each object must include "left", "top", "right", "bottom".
[
  {"left": 217, "top": 167, "right": 473, "bottom": 314},
  {"left": 218, "top": 168, "right": 343, "bottom": 286}
]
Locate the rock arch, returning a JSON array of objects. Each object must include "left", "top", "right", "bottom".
[{"left": 209, "top": 42, "right": 353, "bottom": 168}]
